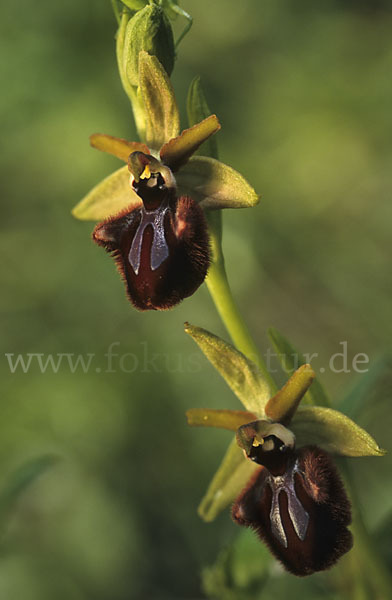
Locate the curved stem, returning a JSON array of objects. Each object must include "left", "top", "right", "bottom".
[{"left": 205, "top": 212, "right": 276, "bottom": 392}]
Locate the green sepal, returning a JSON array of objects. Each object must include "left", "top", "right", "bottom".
[
  {"left": 123, "top": 4, "right": 175, "bottom": 87},
  {"left": 90, "top": 133, "right": 150, "bottom": 163},
  {"left": 138, "top": 50, "right": 180, "bottom": 150},
  {"left": 185, "top": 324, "right": 271, "bottom": 416},
  {"left": 198, "top": 437, "right": 259, "bottom": 522},
  {"left": 265, "top": 364, "right": 315, "bottom": 424},
  {"left": 186, "top": 408, "right": 257, "bottom": 431},
  {"left": 268, "top": 327, "right": 330, "bottom": 407},
  {"left": 72, "top": 166, "right": 142, "bottom": 221},
  {"left": 291, "top": 405, "right": 386, "bottom": 457},
  {"left": 177, "top": 156, "right": 260, "bottom": 210},
  {"left": 160, "top": 115, "right": 220, "bottom": 171},
  {"left": 187, "top": 77, "right": 219, "bottom": 159},
  {"left": 116, "top": 10, "right": 134, "bottom": 98}
]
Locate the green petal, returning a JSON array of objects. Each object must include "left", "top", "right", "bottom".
[
  {"left": 138, "top": 50, "right": 180, "bottom": 150},
  {"left": 187, "top": 77, "right": 219, "bottom": 159},
  {"left": 90, "top": 134, "right": 150, "bottom": 163},
  {"left": 291, "top": 405, "right": 386, "bottom": 457},
  {"left": 160, "top": 115, "right": 220, "bottom": 171},
  {"left": 72, "top": 166, "right": 142, "bottom": 221},
  {"left": 268, "top": 327, "right": 330, "bottom": 407},
  {"left": 186, "top": 408, "right": 257, "bottom": 431},
  {"left": 185, "top": 324, "right": 271, "bottom": 416},
  {"left": 265, "top": 364, "right": 315, "bottom": 424},
  {"left": 176, "top": 156, "right": 259, "bottom": 209},
  {"left": 198, "top": 437, "right": 259, "bottom": 522}
]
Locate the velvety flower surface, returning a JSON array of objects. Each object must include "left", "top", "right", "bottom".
[
  {"left": 232, "top": 434, "right": 352, "bottom": 576},
  {"left": 72, "top": 52, "right": 259, "bottom": 310},
  {"left": 92, "top": 151, "right": 210, "bottom": 309},
  {"left": 185, "top": 324, "right": 385, "bottom": 576}
]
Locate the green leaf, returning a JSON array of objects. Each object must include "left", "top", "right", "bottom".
[
  {"left": 185, "top": 77, "right": 223, "bottom": 263},
  {"left": 187, "top": 77, "right": 219, "bottom": 159},
  {"left": 160, "top": 115, "right": 220, "bottom": 171},
  {"left": 161, "top": 1, "right": 193, "bottom": 47},
  {"left": 291, "top": 405, "right": 386, "bottom": 456},
  {"left": 185, "top": 324, "right": 272, "bottom": 416},
  {"left": 186, "top": 408, "right": 257, "bottom": 431},
  {"left": 265, "top": 364, "right": 315, "bottom": 424},
  {"left": 72, "top": 166, "right": 142, "bottom": 221},
  {"left": 338, "top": 355, "right": 391, "bottom": 419},
  {"left": 268, "top": 327, "right": 330, "bottom": 407},
  {"left": 90, "top": 133, "right": 150, "bottom": 163},
  {"left": 0, "top": 455, "right": 58, "bottom": 522},
  {"left": 176, "top": 156, "right": 259, "bottom": 210},
  {"left": 198, "top": 437, "right": 259, "bottom": 522},
  {"left": 138, "top": 50, "right": 180, "bottom": 150}
]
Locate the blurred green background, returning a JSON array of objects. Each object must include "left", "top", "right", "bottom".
[{"left": 1, "top": 0, "right": 391, "bottom": 598}]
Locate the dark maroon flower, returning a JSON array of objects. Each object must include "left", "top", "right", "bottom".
[
  {"left": 74, "top": 111, "right": 259, "bottom": 311},
  {"left": 93, "top": 152, "right": 210, "bottom": 311},
  {"left": 185, "top": 330, "right": 384, "bottom": 576},
  {"left": 232, "top": 439, "right": 353, "bottom": 576}
]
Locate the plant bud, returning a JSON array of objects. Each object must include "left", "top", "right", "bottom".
[{"left": 123, "top": 4, "right": 175, "bottom": 88}]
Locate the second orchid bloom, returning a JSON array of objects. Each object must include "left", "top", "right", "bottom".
[
  {"left": 185, "top": 324, "right": 385, "bottom": 576},
  {"left": 72, "top": 51, "right": 258, "bottom": 310}
]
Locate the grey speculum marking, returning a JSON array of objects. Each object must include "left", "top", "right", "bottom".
[
  {"left": 267, "top": 460, "right": 309, "bottom": 548},
  {"left": 129, "top": 200, "right": 170, "bottom": 275}
]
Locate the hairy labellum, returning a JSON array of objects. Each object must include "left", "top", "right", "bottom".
[
  {"left": 232, "top": 445, "right": 353, "bottom": 576},
  {"left": 93, "top": 153, "right": 210, "bottom": 310}
]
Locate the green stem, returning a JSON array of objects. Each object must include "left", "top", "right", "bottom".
[
  {"left": 111, "top": 0, "right": 121, "bottom": 26},
  {"left": 205, "top": 212, "right": 276, "bottom": 392}
]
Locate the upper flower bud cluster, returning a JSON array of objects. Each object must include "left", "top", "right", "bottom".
[{"left": 118, "top": 2, "right": 175, "bottom": 88}]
